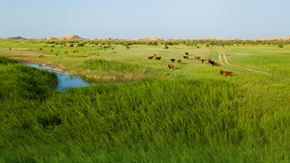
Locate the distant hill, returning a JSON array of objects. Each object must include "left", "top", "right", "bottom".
[
  {"left": 0, "top": 36, "right": 26, "bottom": 40},
  {"left": 1, "top": 35, "right": 290, "bottom": 41},
  {"left": 55, "top": 34, "right": 84, "bottom": 40}
]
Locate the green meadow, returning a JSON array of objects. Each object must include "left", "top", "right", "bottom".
[{"left": 1, "top": 40, "right": 290, "bottom": 162}]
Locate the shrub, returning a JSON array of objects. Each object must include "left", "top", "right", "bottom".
[
  {"left": 125, "top": 44, "right": 130, "bottom": 49},
  {"left": 196, "top": 46, "right": 200, "bottom": 48},
  {"left": 39, "top": 48, "right": 43, "bottom": 51},
  {"left": 77, "top": 43, "right": 85, "bottom": 47},
  {"left": 164, "top": 44, "right": 169, "bottom": 49},
  {"left": 9, "top": 47, "right": 11, "bottom": 50},
  {"left": 64, "top": 51, "right": 68, "bottom": 54},
  {"left": 51, "top": 45, "right": 55, "bottom": 47},
  {"left": 206, "top": 44, "right": 209, "bottom": 47},
  {"left": 278, "top": 44, "right": 284, "bottom": 48},
  {"left": 69, "top": 43, "right": 74, "bottom": 47}
]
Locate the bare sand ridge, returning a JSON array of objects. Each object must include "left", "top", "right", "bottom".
[
  {"left": 55, "top": 34, "right": 84, "bottom": 40},
  {"left": 1, "top": 35, "right": 290, "bottom": 41}
]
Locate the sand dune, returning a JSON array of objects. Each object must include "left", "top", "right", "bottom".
[
  {"left": 55, "top": 34, "right": 84, "bottom": 40},
  {"left": 45, "top": 37, "right": 57, "bottom": 40},
  {"left": 1, "top": 35, "right": 290, "bottom": 41},
  {"left": 97, "top": 37, "right": 111, "bottom": 40}
]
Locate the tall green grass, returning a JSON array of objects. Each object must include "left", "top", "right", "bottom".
[
  {"left": 1, "top": 72, "right": 290, "bottom": 162},
  {"left": 78, "top": 59, "right": 148, "bottom": 73},
  {"left": 0, "top": 56, "right": 57, "bottom": 100}
]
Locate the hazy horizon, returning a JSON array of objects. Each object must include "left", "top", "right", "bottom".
[{"left": 1, "top": 0, "right": 289, "bottom": 39}]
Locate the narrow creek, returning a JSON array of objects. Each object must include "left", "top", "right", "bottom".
[{"left": 21, "top": 62, "right": 94, "bottom": 91}]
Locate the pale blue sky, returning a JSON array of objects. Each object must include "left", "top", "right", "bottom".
[{"left": 1, "top": 0, "right": 289, "bottom": 39}]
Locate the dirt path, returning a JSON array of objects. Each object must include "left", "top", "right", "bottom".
[{"left": 217, "top": 49, "right": 290, "bottom": 81}]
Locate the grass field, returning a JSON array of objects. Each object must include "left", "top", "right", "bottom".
[{"left": 1, "top": 40, "right": 290, "bottom": 162}]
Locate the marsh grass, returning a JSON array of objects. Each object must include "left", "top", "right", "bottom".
[
  {"left": 1, "top": 41, "right": 290, "bottom": 162},
  {"left": 0, "top": 57, "right": 57, "bottom": 100}
]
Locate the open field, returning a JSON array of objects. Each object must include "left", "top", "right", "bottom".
[{"left": 1, "top": 40, "right": 290, "bottom": 162}]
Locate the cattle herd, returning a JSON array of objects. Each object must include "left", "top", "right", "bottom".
[{"left": 147, "top": 52, "right": 233, "bottom": 77}]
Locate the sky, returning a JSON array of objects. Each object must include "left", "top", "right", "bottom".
[{"left": 1, "top": 0, "right": 289, "bottom": 39}]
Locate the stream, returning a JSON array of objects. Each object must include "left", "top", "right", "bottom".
[{"left": 21, "top": 62, "right": 94, "bottom": 91}]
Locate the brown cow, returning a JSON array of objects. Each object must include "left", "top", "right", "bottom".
[
  {"left": 167, "top": 64, "right": 174, "bottom": 69},
  {"left": 183, "top": 56, "right": 188, "bottom": 60},
  {"left": 209, "top": 61, "right": 215, "bottom": 66},
  {"left": 185, "top": 52, "right": 189, "bottom": 55},
  {"left": 155, "top": 57, "right": 161, "bottom": 60},
  {"left": 220, "top": 70, "right": 233, "bottom": 77},
  {"left": 170, "top": 59, "right": 176, "bottom": 62},
  {"left": 148, "top": 56, "right": 154, "bottom": 59},
  {"left": 153, "top": 54, "right": 156, "bottom": 56},
  {"left": 38, "top": 55, "right": 43, "bottom": 58},
  {"left": 194, "top": 56, "right": 201, "bottom": 60},
  {"left": 177, "top": 60, "right": 181, "bottom": 64},
  {"left": 207, "top": 59, "right": 211, "bottom": 63}
]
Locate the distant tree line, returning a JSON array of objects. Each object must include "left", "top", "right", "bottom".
[{"left": 36, "top": 38, "right": 290, "bottom": 48}]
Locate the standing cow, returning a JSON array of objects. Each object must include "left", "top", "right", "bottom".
[{"left": 167, "top": 64, "right": 174, "bottom": 69}]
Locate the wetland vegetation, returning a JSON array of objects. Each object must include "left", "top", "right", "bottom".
[{"left": 1, "top": 39, "right": 290, "bottom": 162}]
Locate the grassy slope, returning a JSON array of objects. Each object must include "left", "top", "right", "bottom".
[{"left": 1, "top": 41, "right": 290, "bottom": 162}]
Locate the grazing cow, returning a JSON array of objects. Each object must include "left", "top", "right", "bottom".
[
  {"left": 148, "top": 56, "right": 154, "bottom": 59},
  {"left": 185, "top": 52, "right": 189, "bottom": 55},
  {"left": 170, "top": 59, "right": 176, "bottom": 62},
  {"left": 220, "top": 70, "right": 233, "bottom": 77},
  {"left": 155, "top": 57, "right": 161, "bottom": 60},
  {"left": 194, "top": 56, "right": 201, "bottom": 60},
  {"left": 207, "top": 59, "right": 211, "bottom": 63},
  {"left": 153, "top": 54, "right": 156, "bottom": 56},
  {"left": 167, "top": 64, "right": 174, "bottom": 69},
  {"left": 201, "top": 59, "right": 204, "bottom": 63},
  {"left": 209, "top": 61, "right": 215, "bottom": 66},
  {"left": 183, "top": 56, "right": 188, "bottom": 60},
  {"left": 177, "top": 60, "right": 181, "bottom": 64},
  {"left": 38, "top": 55, "right": 43, "bottom": 58}
]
